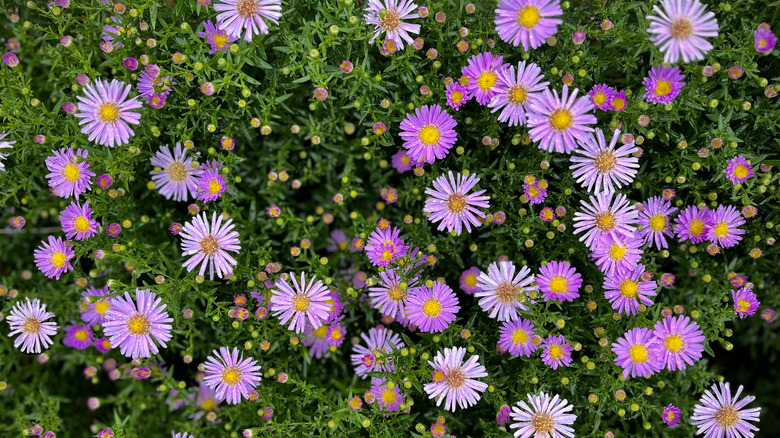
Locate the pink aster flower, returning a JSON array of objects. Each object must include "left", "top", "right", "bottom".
[
  {"left": 690, "top": 382, "right": 761, "bottom": 438},
  {"left": 663, "top": 404, "right": 681, "bottom": 426},
  {"left": 488, "top": 61, "right": 549, "bottom": 127},
  {"left": 150, "top": 143, "right": 200, "bottom": 202},
  {"left": 638, "top": 196, "right": 678, "bottom": 250},
  {"left": 459, "top": 266, "right": 482, "bottom": 295},
  {"left": 475, "top": 260, "right": 537, "bottom": 321},
  {"left": 203, "top": 346, "right": 262, "bottom": 404},
  {"left": 589, "top": 83, "right": 616, "bottom": 110},
  {"left": 7, "top": 298, "right": 59, "bottom": 354},
  {"left": 536, "top": 260, "right": 582, "bottom": 302},
  {"left": 509, "top": 392, "right": 577, "bottom": 437},
  {"left": 755, "top": 23, "right": 777, "bottom": 53},
  {"left": 199, "top": 20, "right": 237, "bottom": 53},
  {"left": 652, "top": 315, "right": 705, "bottom": 371},
  {"left": 497, "top": 318, "right": 537, "bottom": 357},
  {"left": 103, "top": 289, "right": 173, "bottom": 359},
  {"left": 527, "top": 85, "right": 597, "bottom": 154},
  {"left": 603, "top": 264, "right": 657, "bottom": 315},
  {"left": 399, "top": 104, "right": 457, "bottom": 165},
  {"left": 591, "top": 232, "right": 644, "bottom": 275},
  {"left": 540, "top": 334, "right": 572, "bottom": 369},
  {"left": 643, "top": 65, "right": 685, "bottom": 105},
  {"left": 180, "top": 212, "right": 241, "bottom": 280},
  {"left": 34, "top": 236, "right": 75, "bottom": 280},
  {"left": 424, "top": 346, "right": 488, "bottom": 411},
  {"left": 364, "top": 0, "right": 420, "bottom": 49},
  {"left": 573, "top": 192, "right": 638, "bottom": 249},
  {"left": 674, "top": 205, "right": 712, "bottom": 243},
  {"left": 136, "top": 65, "right": 174, "bottom": 100},
  {"left": 494, "top": 0, "right": 563, "bottom": 51},
  {"left": 368, "top": 268, "right": 417, "bottom": 319},
  {"left": 405, "top": 282, "right": 460, "bottom": 333},
  {"left": 461, "top": 52, "right": 508, "bottom": 105},
  {"left": 365, "top": 226, "right": 409, "bottom": 266},
  {"left": 570, "top": 128, "right": 639, "bottom": 194},
  {"left": 647, "top": 0, "right": 719, "bottom": 64},
  {"left": 611, "top": 327, "right": 663, "bottom": 378},
  {"left": 423, "top": 171, "right": 490, "bottom": 235},
  {"left": 733, "top": 288, "right": 759, "bottom": 318},
  {"left": 75, "top": 78, "right": 142, "bottom": 147},
  {"left": 63, "top": 323, "right": 94, "bottom": 350},
  {"left": 445, "top": 81, "right": 470, "bottom": 111},
  {"left": 80, "top": 285, "right": 112, "bottom": 325},
  {"left": 707, "top": 205, "right": 746, "bottom": 248},
  {"left": 214, "top": 0, "right": 282, "bottom": 41},
  {"left": 351, "top": 326, "right": 405, "bottom": 379},
  {"left": 60, "top": 200, "right": 99, "bottom": 241},
  {"left": 45, "top": 147, "right": 95, "bottom": 200},
  {"left": 723, "top": 155, "right": 754, "bottom": 185},
  {"left": 270, "top": 272, "right": 331, "bottom": 333}
]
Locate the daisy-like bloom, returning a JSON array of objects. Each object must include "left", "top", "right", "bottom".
[
  {"left": 271, "top": 272, "right": 331, "bottom": 333},
  {"left": 497, "top": 318, "right": 538, "bottom": 357},
  {"left": 214, "top": 0, "right": 282, "bottom": 42},
  {"left": 423, "top": 171, "right": 490, "bottom": 235},
  {"left": 707, "top": 205, "right": 746, "bottom": 248},
  {"left": 34, "top": 236, "right": 75, "bottom": 280},
  {"left": 570, "top": 129, "right": 638, "bottom": 194},
  {"left": 406, "top": 282, "right": 460, "bottom": 333},
  {"left": 445, "top": 81, "right": 471, "bottom": 111},
  {"left": 612, "top": 327, "right": 663, "bottom": 378},
  {"left": 573, "top": 192, "right": 638, "bottom": 249},
  {"left": 647, "top": 0, "right": 719, "bottom": 64},
  {"left": 652, "top": 315, "right": 705, "bottom": 371},
  {"left": 536, "top": 261, "right": 582, "bottom": 302},
  {"left": 199, "top": 20, "right": 237, "bottom": 54},
  {"left": 150, "top": 143, "right": 200, "bottom": 202},
  {"left": 488, "top": 61, "right": 549, "bottom": 127},
  {"left": 45, "top": 147, "right": 95, "bottom": 199},
  {"left": 80, "top": 285, "right": 112, "bottom": 325},
  {"left": 75, "top": 78, "right": 142, "bottom": 147},
  {"left": 522, "top": 177, "right": 547, "bottom": 204},
  {"left": 475, "top": 260, "right": 537, "bottom": 322},
  {"left": 755, "top": 23, "right": 777, "bottom": 54},
  {"left": 194, "top": 160, "right": 227, "bottom": 202},
  {"left": 723, "top": 155, "right": 754, "bottom": 185},
  {"left": 180, "top": 212, "right": 241, "bottom": 280},
  {"left": 589, "top": 84, "right": 616, "bottom": 110},
  {"left": 6, "top": 298, "right": 59, "bottom": 354},
  {"left": 63, "top": 323, "right": 94, "bottom": 350},
  {"left": 399, "top": 104, "right": 458, "bottom": 165},
  {"left": 509, "top": 392, "right": 577, "bottom": 438},
  {"left": 590, "top": 233, "right": 644, "bottom": 275},
  {"left": 603, "top": 263, "right": 656, "bottom": 315},
  {"left": 351, "top": 326, "right": 405, "bottom": 379},
  {"left": 643, "top": 65, "right": 685, "bottom": 105},
  {"left": 494, "top": 0, "right": 563, "bottom": 52},
  {"left": 364, "top": 0, "right": 420, "bottom": 49},
  {"left": 461, "top": 52, "right": 508, "bottom": 105},
  {"left": 674, "top": 205, "right": 712, "bottom": 243},
  {"left": 638, "top": 196, "right": 678, "bottom": 250},
  {"left": 371, "top": 382, "right": 405, "bottom": 412},
  {"left": 326, "top": 229, "right": 349, "bottom": 252},
  {"left": 732, "top": 288, "right": 760, "bottom": 318},
  {"left": 0, "top": 131, "right": 15, "bottom": 172},
  {"left": 540, "top": 335, "right": 572, "bottom": 369},
  {"left": 326, "top": 322, "right": 345, "bottom": 346},
  {"left": 527, "top": 85, "right": 597, "bottom": 154},
  {"left": 368, "top": 268, "right": 417, "bottom": 318},
  {"left": 459, "top": 266, "right": 482, "bottom": 295},
  {"left": 203, "top": 346, "right": 262, "bottom": 404},
  {"left": 302, "top": 323, "right": 331, "bottom": 359},
  {"left": 103, "top": 289, "right": 173, "bottom": 359},
  {"left": 663, "top": 404, "right": 682, "bottom": 426},
  {"left": 607, "top": 90, "right": 627, "bottom": 112},
  {"left": 391, "top": 149, "right": 414, "bottom": 173},
  {"left": 424, "top": 346, "right": 488, "bottom": 411},
  {"left": 137, "top": 65, "right": 175, "bottom": 99},
  {"left": 365, "top": 226, "right": 409, "bottom": 267},
  {"left": 690, "top": 382, "right": 760, "bottom": 438},
  {"left": 66, "top": 201, "right": 98, "bottom": 237}
]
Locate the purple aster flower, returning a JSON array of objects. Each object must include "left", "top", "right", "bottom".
[
  {"left": 475, "top": 260, "right": 537, "bottom": 321},
  {"left": 570, "top": 128, "right": 639, "bottom": 194},
  {"left": 723, "top": 155, "right": 754, "bottom": 185},
  {"left": 588, "top": 83, "right": 616, "bottom": 110},
  {"left": 527, "top": 85, "right": 597, "bottom": 154},
  {"left": 326, "top": 229, "right": 349, "bottom": 252},
  {"left": 194, "top": 160, "right": 227, "bottom": 202},
  {"left": 691, "top": 382, "right": 760, "bottom": 438},
  {"left": 137, "top": 65, "right": 175, "bottom": 100},
  {"left": 733, "top": 288, "right": 759, "bottom": 318},
  {"left": 270, "top": 272, "right": 331, "bottom": 333},
  {"left": 647, "top": 0, "right": 718, "bottom": 64},
  {"left": 445, "top": 81, "right": 470, "bottom": 111},
  {"left": 755, "top": 23, "right": 777, "bottom": 53},
  {"left": 326, "top": 322, "right": 345, "bottom": 346},
  {"left": 488, "top": 61, "right": 549, "bottom": 126},
  {"left": 663, "top": 404, "right": 681, "bottom": 426},
  {"left": 351, "top": 326, "right": 405, "bottom": 379},
  {"left": 75, "top": 78, "right": 142, "bottom": 147},
  {"left": 461, "top": 52, "right": 508, "bottom": 105},
  {"left": 611, "top": 327, "right": 663, "bottom": 378},
  {"left": 608, "top": 90, "right": 627, "bottom": 112},
  {"left": 365, "top": 0, "right": 420, "bottom": 49},
  {"left": 0, "top": 131, "right": 15, "bottom": 172},
  {"left": 368, "top": 268, "right": 417, "bottom": 318},
  {"left": 540, "top": 334, "right": 572, "bottom": 369},
  {"left": 638, "top": 196, "right": 678, "bottom": 250},
  {"left": 34, "top": 236, "right": 75, "bottom": 280},
  {"left": 643, "top": 65, "right": 685, "bottom": 105},
  {"left": 372, "top": 382, "right": 405, "bottom": 412},
  {"left": 103, "top": 289, "right": 173, "bottom": 359},
  {"left": 497, "top": 318, "right": 537, "bottom": 357},
  {"left": 573, "top": 192, "right": 638, "bottom": 249},
  {"left": 151, "top": 143, "right": 200, "bottom": 202},
  {"left": 522, "top": 177, "right": 547, "bottom": 204},
  {"left": 203, "top": 346, "right": 262, "bottom": 404},
  {"left": 459, "top": 266, "right": 482, "bottom": 295},
  {"left": 399, "top": 104, "right": 457, "bottom": 165},
  {"left": 406, "top": 282, "right": 459, "bottom": 333},
  {"left": 391, "top": 149, "right": 414, "bottom": 173},
  {"left": 423, "top": 171, "right": 490, "bottom": 235},
  {"left": 509, "top": 392, "right": 577, "bottom": 437},
  {"left": 63, "top": 323, "right": 94, "bottom": 350},
  {"left": 45, "top": 147, "right": 95, "bottom": 199},
  {"left": 199, "top": 20, "right": 237, "bottom": 53},
  {"left": 536, "top": 260, "right": 582, "bottom": 302},
  {"left": 365, "top": 226, "right": 409, "bottom": 267},
  {"left": 101, "top": 16, "right": 125, "bottom": 48},
  {"left": 652, "top": 315, "right": 705, "bottom": 371},
  {"left": 180, "top": 212, "right": 241, "bottom": 280},
  {"left": 214, "top": 0, "right": 282, "bottom": 41},
  {"left": 80, "top": 285, "right": 112, "bottom": 325},
  {"left": 7, "top": 298, "right": 59, "bottom": 354},
  {"left": 591, "top": 232, "right": 644, "bottom": 275},
  {"left": 60, "top": 200, "right": 99, "bottom": 241},
  {"left": 302, "top": 323, "right": 332, "bottom": 359},
  {"left": 424, "top": 346, "right": 488, "bottom": 411},
  {"left": 707, "top": 205, "right": 745, "bottom": 248},
  {"left": 674, "top": 205, "right": 712, "bottom": 243},
  {"left": 494, "top": 0, "right": 563, "bottom": 51}
]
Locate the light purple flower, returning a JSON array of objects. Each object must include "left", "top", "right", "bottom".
[
  {"left": 461, "top": 52, "right": 508, "bottom": 105},
  {"left": 755, "top": 23, "right": 777, "bottom": 53},
  {"left": 652, "top": 315, "right": 705, "bottom": 371},
  {"left": 270, "top": 272, "right": 331, "bottom": 333},
  {"left": 591, "top": 232, "right": 644, "bottom": 275},
  {"left": 707, "top": 205, "right": 745, "bottom": 248},
  {"left": 611, "top": 327, "right": 663, "bottom": 378},
  {"left": 488, "top": 61, "right": 549, "bottom": 127},
  {"left": 34, "top": 236, "right": 75, "bottom": 280},
  {"left": 423, "top": 171, "right": 490, "bottom": 235},
  {"left": 214, "top": 0, "right": 282, "bottom": 41},
  {"left": 475, "top": 260, "right": 537, "bottom": 322},
  {"left": 723, "top": 155, "right": 754, "bottom": 185},
  {"left": 638, "top": 196, "right": 678, "bottom": 250},
  {"left": 180, "top": 212, "right": 241, "bottom": 280},
  {"left": 351, "top": 326, "right": 405, "bottom": 379},
  {"left": 647, "top": 0, "right": 719, "bottom": 64},
  {"left": 494, "top": 0, "right": 563, "bottom": 51},
  {"left": 573, "top": 192, "right": 638, "bottom": 249},
  {"left": 0, "top": 131, "right": 15, "bottom": 172},
  {"left": 570, "top": 129, "right": 639, "bottom": 194},
  {"left": 536, "top": 260, "right": 582, "bottom": 302},
  {"left": 199, "top": 20, "right": 237, "bottom": 53},
  {"left": 60, "top": 200, "right": 99, "bottom": 241},
  {"left": 540, "top": 334, "right": 572, "bottom": 369},
  {"left": 7, "top": 298, "right": 59, "bottom": 354},
  {"left": 368, "top": 269, "right": 417, "bottom": 318},
  {"left": 103, "top": 289, "right": 173, "bottom": 359},
  {"left": 80, "top": 285, "right": 112, "bottom": 325},
  {"left": 663, "top": 404, "right": 681, "bottom": 426},
  {"left": 203, "top": 347, "right": 262, "bottom": 404},
  {"left": 603, "top": 263, "right": 657, "bottom": 315},
  {"left": 45, "top": 147, "right": 95, "bottom": 200},
  {"left": 63, "top": 323, "right": 94, "bottom": 350},
  {"left": 527, "top": 85, "right": 597, "bottom": 154},
  {"left": 406, "top": 282, "right": 459, "bottom": 333},
  {"left": 424, "top": 346, "right": 488, "bottom": 411},
  {"left": 733, "top": 288, "right": 760, "bottom": 318},
  {"left": 643, "top": 65, "right": 685, "bottom": 105},
  {"left": 498, "top": 318, "right": 537, "bottom": 357},
  {"left": 151, "top": 143, "right": 200, "bottom": 202},
  {"left": 690, "top": 382, "right": 760, "bottom": 438},
  {"left": 509, "top": 392, "right": 577, "bottom": 437},
  {"left": 364, "top": 0, "right": 420, "bottom": 49},
  {"left": 74, "top": 78, "right": 142, "bottom": 147},
  {"left": 194, "top": 160, "right": 227, "bottom": 202},
  {"left": 399, "top": 104, "right": 457, "bottom": 165},
  {"left": 674, "top": 205, "right": 712, "bottom": 244}
]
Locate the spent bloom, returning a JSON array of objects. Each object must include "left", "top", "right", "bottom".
[
  {"left": 424, "top": 346, "right": 488, "bottom": 411},
  {"left": 203, "top": 347, "right": 262, "bottom": 404},
  {"left": 488, "top": 61, "right": 549, "bottom": 127},
  {"left": 364, "top": 0, "right": 420, "bottom": 49},
  {"left": 423, "top": 171, "right": 490, "bottom": 235},
  {"left": 75, "top": 78, "right": 142, "bottom": 147},
  {"left": 527, "top": 85, "right": 597, "bottom": 154},
  {"left": 690, "top": 382, "right": 760, "bottom": 438},
  {"left": 270, "top": 272, "right": 331, "bottom": 333},
  {"left": 475, "top": 260, "right": 537, "bottom": 321},
  {"left": 399, "top": 104, "right": 457, "bottom": 165},
  {"left": 180, "top": 212, "right": 241, "bottom": 280},
  {"left": 646, "top": 0, "right": 719, "bottom": 64},
  {"left": 570, "top": 128, "right": 639, "bottom": 194},
  {"left": 7, "top": 298, "right": 59, "bottom": 354},
  {"left": 103, "top": 289, "right": 173, "bottom": 359},
  {"left": 494, "top": 0, "right": 563, "bottom": 51},
  {"left": 509, "top": 392, "right": 577, "bottom": 438},
  {"left": 214, "top": 0, "right": 282, "bottom": 41},
  {"left": 150, "top": 143, "right": 200, "bottom": 202}
]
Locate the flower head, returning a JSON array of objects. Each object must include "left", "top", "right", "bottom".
[
  {"left": 527, "top": 85, "right": 597, "bottom": 154},
  {"left": 103, "top": 289, "right": 173, "bottom": 359},
  {"left": 7, "top": 298, "right": 59, "bottom": 354},
  {"left": 494, "top": 0, "right": 563, "bottom": 51},
  {"left": 364, "top": 0, "right": 420, "bottom": 49},
  {"left": 214, "top": 0, "right": 282, "bottom": 41},
  {"left": 81, "top": 285, "right": 112, "bottom": 325},
  {"left": 638, "top": 196, "right": 678, "bottom": 250},
  {"left": 573, "top": 192, "right": 638, "bottom": 249},
  {"left": 707, "top": 205, "right": 746, "bottom": 248},
  {"left": 488, "top": 61, "right": 549, "bottom": 126},
  {"left": 540, "top": 335, "right": 572, "bottom": 369},
  {"left": 459, "top": 266, "right": 482, "bottom": 295},
  {"left": 536, "top": 260, "right": 582, "bottom": 302},
  {"left": 180, "top": 212, "right": 241, "bottom": 280},
  {"left": 199, "top": 20, "right": 237, "bottom": 53},
  {"left": 570, "top": 128, "right": 639, "bottom": 194},
  {"left": 591, "top": 232, "right": 644, "bottom": 275},
  {"left": 603, "top": 264, "right": 657, "bottom": 315},
  {"left": 203, "top": 347, "right": 262, "bottom": 404},
  {"left": 445, "top": 81, "right": 471, "bottom": 111},
  {"left": 652, "top": 315, "right": 705, "bottom": 371},
  {"left": 723, "top": 155, "right": 754, "bottom": 185},
  {"left": 611, "top": 327, "right": 663, "bottom": 378},
  {"left": 498, "top": 318, "right": 538, "bottom": 357},
  {"left": 271, "top": 272, "right": 331, "bottom": 333},
  {"left": 690, "top": 382, "right": 760, "bottom": 438},
  {"left": 34, "top": 236, "right": 75, "bottom": 280},
  {"left": 647, "top": 0, "right": 719, "bottom": 64},
  {"left": 674, "top": 205, "right": 712, "bottom": 243},
  {"left": 399, "top": 104, "right": 457, "bottom": 165},
  {"left": 509, "top": 392, "right": 577, "bottom": 438},
  {"left": 406, "top": 282, "right": 460, "bottom": 333},
  {"left": 475, "top": 260, "right": 537, "bottom": 321},
  {"left": 63, "top": 323, "right": 94, "bottom": 350},
  {"left": 45, "top": 147, "right": 95, "bottom": 200},
  {"left": 732, "top": 288, "right": 759, "bottom": 318},
  {"left": 60, "top": 200, "right": 99, "bottom": 241},
  {"left": 755, "top": 23, "right": 777, "bottom": 53},
  {"left": 643, "top": 65, "right": 685, "bottom": 105},
  {"left": 368, "top": 269, "right": 417, "bottom": 318},
  {"left": 424, "top": 171, "right": 490, "bottom": 235},
  {"left": 75, "top": 78, "right": 142, "bottom": 147},
  {"left": 461, "top": 52, "right": 508, "bottom": 105},
  {"left": 589, "top": 84, "right": 616, "bottom": 110},
  {"left": 423, "top": 346, "right": 488, "bottom": 411},
  {"left": 351, "top": 326, "right": 405, "bottom": 379},
  {"left": 151, "top": 143, "right": 200, "bottom": 202},
  {"left": 365, "top": 226, "right": 409, "bottom": 267},
  {"left": 663, "top": 404, "right": 681, "bottom": 426},
  {"left": 371, "top": 382, "right": 405, "bottom": 412}
]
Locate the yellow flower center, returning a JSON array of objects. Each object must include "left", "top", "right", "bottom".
[
  {"left": 444, "top": 368, "right": 465, "bottom": 389},
  {"left": 22, "top": 317, "right": 42, "bottom": 334},
  {"left": 422, "top": 298, "right": 442, "bottom": 317},
  {"left": 235, "top": 0, "right": 260, "bottom": 18},
  {"left": 95, "top": 300, "right": 110, "bottom": 315},
  {"left": 548, "top": 275, "right": 568, "bottom": 294},
  {"left": 713, "top": 222, "right": 729, "bottom": 238},
  {"left": 689, "top": 219, "right": 705, "bottom": 236},
  {"left": 670, "top": 17, "right": 694, "bottom": 40},
  {"left": 98, "top": 102, "right": 121, "bottom": 123},
  {"left": 611, "top": 97, "right": 626, "bottom": 111},
  {"left": 291, "top": 293, "right": 312, "bottom": 312},
  {"left": 432, "top": 369, "right": 445, "bottom": 383},
  {"left": 593, "top": 92, "right": 607, "bottom": 106},
  {"left": 382, "top": 389, "right": 397, "bottom": 405},
  {"left": 313, "top": 325, "right": 328, "bottom": 338},
  {"left": 629, "top": 344, "right": 648, "bottom": 363},
  {"left": 418, "top": 124, "right": 441, "bottom": 145},
  {"left": 477, "top": 71, "right": 497, "bottom": 91},
  {"left": 381, "top": 249, "right": 394, "bottom": 261},
  {"left": 432, "top": 423, "right": 445, "bottom": 435},
  {"left": 200, "top": 397, "right": 217, "bottom": 411},
  {"left": 655, "top": 80, "right": 672, "bottom": 96},
  {"left": 620, "top": 280, "right": 637, "bottom": 298},
  {"left": 63, "top": 164, "right": 81, "bottom": 182},
  {"left": 207, "top": 179, "right": 222, "bottom": 194},
  {"left": 167, "top": 161, "right": 189, "bottom": 182},
  {"left": 451, "top": 90, "right": 463, "bottom": 104},
  {"left": 714, "top": 405, "right": 739, "bottom": 428},
  {"left": 447, "top": 193, "right": 467, "bottom": 213},
  {"left": 74, "top": 216, "right": 91, "bottom": 232},
  {"left": 516, "top": 6, "right": 541, "bottom": 28},
  {"left": 200, "top": 235, "right": 220, "bottom": 255},
  {"left": 74, "top": 329, "right": 89, "bottom": 341},
  {"left": 733, "top": 164, "right": 749, "bottom": 178},
  {"left": 665, "top": 334, "right": 683, "bottom": 352},
  {"left": 594, "top": 150, "right": 617, "bottom": 173},
  {"left": 758, "top": 39, "right": 767, "bottom": 48},
  {"left": 531, "top": 412, "right": 555, "bottom": 433},
  {"left": 507, "top": 84, "right": 528, "bottom": 104},
  {"left": 387, "top": 284, "right": 406, "bottom": 302},
  {"left": 330, "top": 328, "right": 342, "bottom": 340},
  {"left": 527, "top": 186, "right": 540, "bottom": 197},
  {"left": 126, "top": 313, "right": 150, "bottom": 336},
  {"left": 51, "top": 251, "right": 68, "bottom": 268},
  {"left": 736, "top": 299, "right": 750, "bottom": 312},
  {"left": 550, "top": 109, "right": 572, "bottom": 131},
  {"left": 464, "top": 274, "right": 477, "bottom": 287},
  {"left": 548, "top": 344, "right": 564, "bottom": 359},
  {"left": 511, "top": 329, "right": 528, "bottom": 345},
  {"left": 213, "top": 34, "right": 228, "bottom": 49},
  {"left": 609, "top": 243, "right": 626, "bottom": 260},
  {"left": 649, "top": 214, "right": 667, "bottom": 231},
  {"left": 666, "top": 411, "right": 676, "bottom": 421},
  {"left": 595, "top": 211, "right": 616, "bottom": 231},
  {"left": 221, "top": 366, "right": 243, "bottom": 385}
]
